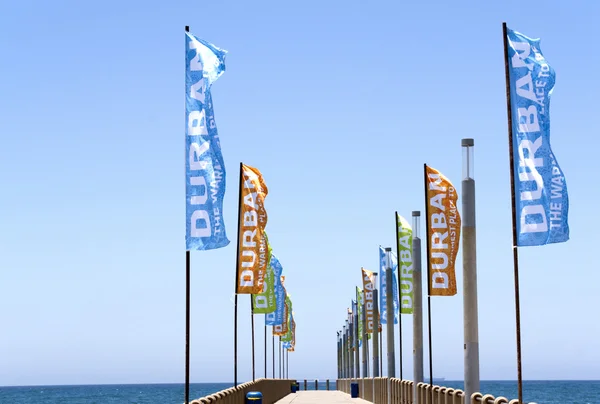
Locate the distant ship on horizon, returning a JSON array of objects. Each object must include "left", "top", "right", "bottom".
[{"left": 432, "top": 377, "right": 445, "bottom": 382}]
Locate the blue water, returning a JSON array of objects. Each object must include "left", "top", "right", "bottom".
[
  {"left": 0, "top": 383, "right": 231, "bottom": 404},
  {"left": 0, "top": 381, "right": 598, "bottom": 403}
]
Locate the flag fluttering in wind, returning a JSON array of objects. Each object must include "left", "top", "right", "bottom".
[
  {"left": 185, "top": 32, "right": 230, "bottom": 251},
  {"left": 505, "top": 27, "right": 569, "bottom": 246},
  {"left": 274, "top": 294, "right": 291, "bottom": 336},
  {"left": 266, "top": 257, "right": 285, "bottom": 325},
  {"left": 281, "top": 307, "right": 294, "bottom": 343},
  {"left": 253, "top": 235, "right": 275, "bottom": 313},
  {"left": 425, "top": 165, "right": 461, "bottom": 296},
  {"left": 396, "top": 213, "right": 414, "bottom": 314},
  {"left": 356, "top": 287, "right": 364, "bottom": 346},
  {"left": 361, "top": 268, "right": 375, "bottom": 333},
  {"left": 236, "top": 164, "right": 269, "bottom": 294},
  {"left": 379, "top": 247, "right": 399, "bottom": 324}
]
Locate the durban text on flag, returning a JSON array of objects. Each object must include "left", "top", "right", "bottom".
[
  {"left": 379, "top": 247, "right": 399, "bottom": 324},
  {"left": 361, "top": 268, "right": 375, "bottom": 333},
  {"left": 253, "top": 235, "right": 275, "bottom": 313},
  {"left": 506, "top": 27, "right": 569, "bottom": 246},
  {"left": 396, "top": 213, "right": 413, "bottom": 314},
  {"left": 357, "top": 287, "right": 363, "bottom": 342},
  {"left": 185, "top": 32, "right": 229, "bottom": 251},
  {"left": 425, "top": 165, "right": 461, "bottom": 296},
  {"left": 236, "top": 164, "right": 269, "bottom": 294},
  {"left": 266, "top": 257, "right": 285, "bottom": 325},
  {"left": 274, "top": 293, "right": 291, "bottom": 336}
]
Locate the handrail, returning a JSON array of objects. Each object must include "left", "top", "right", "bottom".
[{"left": 336, "top": 378, "right": 538, "bottom": 404}]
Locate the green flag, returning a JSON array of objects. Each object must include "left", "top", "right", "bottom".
[
  {"left": 281, "top": 296, "right": 293, "bottom": 342},
  {"left": 252, "top": 234, "right": 275, "bottom": 314},
  {"left": 396, "top": 213, "right": 414, "bottom": 314}
]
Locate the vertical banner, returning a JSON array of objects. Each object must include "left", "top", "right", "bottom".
[
  {"left": 266, "top": 258, "right": 284, "bottom": 325},
  {"left": 361, "top": 268, "right": 375, "bottom": 333},
  {"left": 356, "top": 287, "right": 363, "bottom": 346},
  {"left": 253, "top": 236, "right": 275, "bottom": 313},
  {"left": 185, "top": 32, "right": 230, "bottom": 251},
  {"left": 506, "top": 27, "right": 569, "bottom": 246},
  {"left": 283, "top": 310, "right": 295, "bottom": 352},
  {"left": 379, "top": 247, "right": 399, "bottom": 324},
  {"left": 290, "top": 318, "right": 296, "bottom": 351},
  {"left": 425, "top": 165, "right": 461, "bottom": 296},
  {"left": 274, "top": 294, "right": 291, "bottom": 336},
  {"left": 236, "top": 164, "right": 269, "bottom": 294},
  {"left": 396, "top": 214, "right": 414, "bottom": 314},
  {"left": 281, "top": 301, "right": 294, "bottom": 342}
]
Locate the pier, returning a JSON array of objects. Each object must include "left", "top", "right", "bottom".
[
  {"left": 275, "top": 390, "right": 370, "bottom": 403},
  {"left": 191, "top": 378, "right": 536, "bottom": 403}
]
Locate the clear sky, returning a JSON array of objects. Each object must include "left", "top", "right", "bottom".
[{"left": 1, "top": 0, "right": 598, "bottom": 387}]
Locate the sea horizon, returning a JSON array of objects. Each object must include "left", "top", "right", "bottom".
[
  {"left": 2, "top": 378, "right": 599, "bottom": 388},
  {"left": 2, "top": 380, "right": 599, "bottom": 403}
]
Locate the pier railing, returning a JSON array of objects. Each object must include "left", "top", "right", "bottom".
[
  {"left": 336, "top": 378, "right": 537, "bottom": 404},
  {"left": 191, "top": 378, "right": 293, "bottom": 403}
]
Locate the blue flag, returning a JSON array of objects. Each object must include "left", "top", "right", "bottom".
[
  {"left": 379, "top": 247, "right": 399, "bottom": 325},
  {"left": 185, "top": 32, "right": 230, "bottom": 250},
  {"left": 506, "top": 27, "right": 569, "bottom": 246},
  {"left": 266, "top": 254, "right": 285, "bottom": 326}
]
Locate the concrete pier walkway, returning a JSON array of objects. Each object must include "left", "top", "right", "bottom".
[{"left": 275, "top": 391, "right": 371, "bottom": 403}]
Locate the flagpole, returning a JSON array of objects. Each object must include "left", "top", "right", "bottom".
[
  {"left": 251, "top": 298, "right": 256, "bottom": 381},
  {"left": 354, "top": 297, "right": 360, "bottom": 378},
  {"left": 502, "top": 21, "right": 524, "bottom": 404},
  {"left": 184, "top": 25, "right": 190, "bottom": 404},
  {"left": 361, "top": 298, "right": 368, "bottom": 377},
  {"left": 412, "top": 211, "right": 424, "bottom": 401},
  {"left": 185, "top": 250, "right": 190, "bottom": 404},
  {"left": 233, "top": 162, "right": 244, "bottom": 387},
  {"left": 264, "top": 316, "right": 267, "bottom": 378},
  {"left": 424, "top": 163, "right": 434, "bottom": 404},
  {"left": 272, "top": 333, "right": 275, "bottom": 378},
  {"left": 379, "top": 324, "right": 382, "bottom": 377},
  {"left": 385, "top": 248, "right": 395, "bottom": 379},
  {"left": 395, "top": 212, "right": 404, "bottom": 382},
  {"left": 279, "top": 337, "right": 282, "bottom": 378}
]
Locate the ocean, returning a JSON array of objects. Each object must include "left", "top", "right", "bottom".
[{"left": 0, "top": 380, "right": 598, "bottom": 403}]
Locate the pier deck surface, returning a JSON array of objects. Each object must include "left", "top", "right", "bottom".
[{"left": 275, "top": 390, "right": 371, "bottom": 403}]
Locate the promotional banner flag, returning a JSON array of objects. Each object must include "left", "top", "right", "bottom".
[
  {"left": 379, "top": 247, "right": 399, "bottom": 324},
  {"left": 185, "top": 32, "right": 230, "bottom": 251},
  {"left": 356, "top": 287, "right": 363, "bottom": 342},
  {"left": 281, "top": 310, "right": 293, "bottom": 342},
  {"left": 361, "top": 268, "right": 375, "bottom": 333},
  {"left": 236, "top": 164, "right": 269, "bottom": 294},
  {"left": 274, "top": 294, "right": 291, "bottom": 336},
  {"left": 266, "top": 257, "right": 284, "bottom": 325},
  {"left": 253, "top": 235, "right": 275, "bottom": 313},
  {"left": 506, "top": 27, "right": 569, "bottom": 246},
  {"left": 290, "top": 315, "right": 296, "bottom": 349},
  {"left": 425, "top": 165, "right": 461, "bottom": 296},
  {"left": 396, "top": 214, "right": 414, "bottom": 314}
]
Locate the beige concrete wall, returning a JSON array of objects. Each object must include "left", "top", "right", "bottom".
[
  {"left": 335, "top": 378, "right": 538, "bottom": 404},
  {"left": 191, "top": 378, "right": 294, "bottom": 404}
]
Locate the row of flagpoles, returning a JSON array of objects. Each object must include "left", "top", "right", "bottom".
[
  {"left": 234, "top": 163, "right": 296, "bottom": 385},
  {"left": 182, "top": 20, "right": 570, "bottom": 404},
  {"left": 337, "top": 23, "right": 570, "bottom": 404},
  {"left": 183, "top": 27, "right": 296, "bottom": 404}
]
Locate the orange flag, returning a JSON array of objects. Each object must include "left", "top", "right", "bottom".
[
  {"left": 361, "top": 268, "right": 375, "bottom": 333},
  {"left": 425, "top": 165, "right": 461, "bottom": 296},
  {"left": 236, "top": 163, "right": 269, "bottom": 294}
]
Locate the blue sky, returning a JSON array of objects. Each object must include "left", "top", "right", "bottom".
[{"left": 1, "top": 0, "right": 599, "bottom": 387}]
